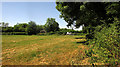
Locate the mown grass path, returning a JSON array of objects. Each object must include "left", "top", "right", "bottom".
[{"left": 2, "top": 35, "right": 89, "bottom": 65}]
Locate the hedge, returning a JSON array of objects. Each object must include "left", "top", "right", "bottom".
[{"left": 2, "top": 32, "right": 27, "bottom": 35}]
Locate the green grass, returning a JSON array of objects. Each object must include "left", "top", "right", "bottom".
[{"left": 2, "top": 35, "right": 89, "bottom": 65}]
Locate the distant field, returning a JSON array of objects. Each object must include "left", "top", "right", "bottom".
[{"left": 2, "top": 35, "right": 89, "bottom": 65}]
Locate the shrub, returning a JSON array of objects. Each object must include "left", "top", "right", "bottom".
[
  {"left": 40, "top": 30, "right": 46, "bottom": 33},
  {"left": 2, "top": 32, "right": 27, "bottom": 35},
  {"left": 56, "top": 31, "right": 67, "bottom": 35},
  {"left": 76, "top": 33, "right": 85, "bottom": 35},
  {"left": 13, "top": 32, "right": 27, "bottom": 35},
  {"left": 48, "top": 31, "right": 55, "bottom": 35},
  {"left": 86, "top": 22, "right": 120, "bottom": 65},
  {"left": 37, "top": 33, "right": 46, "bottom": 36},
  {"left": 2, "top": 27, "right": 14, "bottom": 32}
]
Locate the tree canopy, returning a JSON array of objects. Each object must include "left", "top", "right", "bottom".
[
  {"left": 26, "top": 21, "right": 37, "bottom": 35},
  {"left": 56, "top": 2, "right": 120, "bottom": 28},
  {"left": 44, "top": 18, "right": 59, "bottom": 32},
  {"left": 0, "top": 22, "right": 9, "bottom": 27},
  {"left": 14, "top": 23, "right": 28, "bottom": 32}
]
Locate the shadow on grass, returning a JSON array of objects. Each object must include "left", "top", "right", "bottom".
[
  {"left": 76, "top": 40, "right": 89, "bottom": 45},
  {"left": 75, "top": 37, "right": 89, "bottom": 45},
  {"left": 76, "top": 41, "right": 87, "bottom": 44},
  {"left": 75, "top": 37, "right": 86, "bottom": 39}
]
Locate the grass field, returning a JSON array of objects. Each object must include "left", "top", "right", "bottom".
[{"left": 2, "top": 35, "right": 90, "bottom": 65}]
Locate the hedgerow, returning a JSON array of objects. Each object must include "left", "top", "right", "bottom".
[{"left": 86, "top": 22, "right": 120, "bottom": 66}]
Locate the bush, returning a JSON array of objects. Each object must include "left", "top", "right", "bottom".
[
  {"left": 2, "top": 27, "right": 14, "bottom": 32},
  {"left": 2, "top": 32, "right": 27, "bottom": 35},
  {"left": 48, "top": 31, "right": 55, "bottom": 35},
  {"left": 37, "top": 33, "right": 47, "bottom": 36},
  {"left": 56, "top": 29, "right": 84, "bottom": 35},
  {"left": 76, "top": 33, "right": 85, "bottom": 35},
  {"left": 56, "top": 31, "right": 67, "bottom": 35},
  {"left": 86, "top": 22, "right": 120, "bottom": 65}
]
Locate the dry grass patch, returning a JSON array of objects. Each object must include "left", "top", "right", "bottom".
[{"left": 2, "top": 35, "right": 89, "bottom": 65}]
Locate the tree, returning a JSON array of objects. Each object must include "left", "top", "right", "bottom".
[
  {"left": 26, "top": 21, "right": 37, "bottom": 35},
  {"left": 36, "top": 25, "right": 44, "bottom": 34},
  {"left": 2, "top": 27, "right": 14, "bottom": 32},
  {"left": 14, "top": 23, "right": 20, "bottom": 32},
  {"left": 0, "top": 22, "right": 9, "bottom": 27},
  {"left": 56, "top": 2, "right": 120, "bottom": 65},
  {"left": 44, "top": 18, "right": 59, "bottom": 32},
  {"left": 1, "top": 22, "right": 14, "bottom": 32},
  {"left": 14, "top": 23, "right": 28, "bottom": 32},
  {"left": 56, "top": 2, "right": 120, "bottom": 31}
]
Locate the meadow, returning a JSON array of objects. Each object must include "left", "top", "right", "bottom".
[{"left": 2, "top": 35, "right": 90, "bottom": 65}]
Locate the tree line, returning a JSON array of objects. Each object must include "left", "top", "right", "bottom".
[
  {"left": 1, "top": 18, "right": 82, "bottom": 35},
  {"left": 1, "top": 18, "right": 59, "bottom": 35}
]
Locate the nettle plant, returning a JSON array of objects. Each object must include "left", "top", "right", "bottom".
[{"left": 85, "top": 22, "right": 120, "bottom": 65}]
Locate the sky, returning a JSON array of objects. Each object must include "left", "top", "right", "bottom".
[{"left": 2, "top": 2, "right": 82, "bottom": 30}]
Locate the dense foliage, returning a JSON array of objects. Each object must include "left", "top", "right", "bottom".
[
  {"left": 2, "top": 18, "right": 79, "bottom": 35},
  {"left": 56, "top": 2, "right": 120, "bottom": 39},
  {"left": 44, "top": 18, "right": 59, "bottom": 32},
  {"left": 56, "top": 2, "right": 120, "bottom": 28},
  {"left": 13, "top": 23, "right": 28, "bottom": 32},
  {"left": 56, "top": 2, "right": 120, "bottom": 65},
  {"left": 1, "top": 21, "right": 45, "bottom": 35},
  {"left": 2, "top": 32, "right": 27, "bottom": 35},
  {"left": 86, "top": 22, "right": 120, "bottom": 65},
  {"left": 26, "top": 21, "right": 38, "bottom": 35},
  {"left": 56, "top": 28, "right": 83, "bottom": 35},
  {"left": 36, "top": 25, "right": 44, "bottom": 34},
  {"left": 2, "top": 27, "right": 14, "bottom": 32}
]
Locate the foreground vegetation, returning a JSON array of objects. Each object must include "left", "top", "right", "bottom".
[
  {"left": 2, "top": 35, "right": 91, "bottom": 65},
  {"left": 56, "top": 2, "right": 120, "bottom": 65}
]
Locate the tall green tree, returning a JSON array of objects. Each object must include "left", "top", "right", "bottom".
[
  {"left": 26, "top": 21, "right": 37, "bottom": 35},
  {"left": 56, "top": 2, "right": 120, "bottom": 30},
  {"left": 44, "top": 18, "right": 59, "bottom": 32}
]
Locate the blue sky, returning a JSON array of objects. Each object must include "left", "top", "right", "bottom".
[
  {"left": 2, "top": 2, "right": 82, "bottom": 30},
  {"left": 2, "top": 2, "right": 68, "bottom": 28}
]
